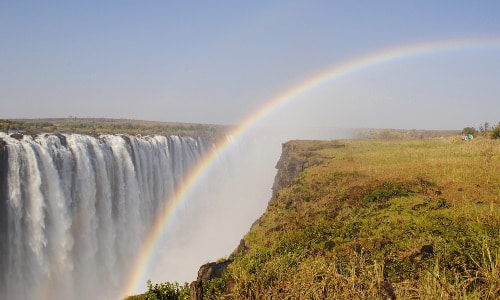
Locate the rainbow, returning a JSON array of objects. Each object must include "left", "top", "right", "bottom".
[{"left": 122, "top": 37, "right": 500, "bottom": 297}]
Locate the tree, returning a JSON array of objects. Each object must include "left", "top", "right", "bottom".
[
  {"left": 144, "top": 280, "right": 190, "bottom": 300},
  {"left": 491, "top": 122, "right": 500, "bottom": 139},
  {"left": 478, "top": 122, "right": 490, "bottom": 136},
  {"left": 462, "top": 127, "right": 477, "bottom": 135}
]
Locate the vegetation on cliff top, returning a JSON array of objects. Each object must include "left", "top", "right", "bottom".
[
  {"left": 220, "top": 137, "right": 499, "bottom": 299},
  {"left": 132, "top": 135, "right": 499, "bottom": 299},
  {"left": 0, "top": 118, "right": 231, "bottom": 138}
]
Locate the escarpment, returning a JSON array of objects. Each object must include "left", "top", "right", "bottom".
[
  {"left": 271, "top": 140, "right": 345, "bottom": 200},
  {"left": 131, "top": 137, "right": 499, "bottom": 299},
  {"left": 0, "top": 139, "right": 7, "bottom": 279},
  {"left": 270, "top": 142, "right": 308, "bottom": 200},
  {"left": 189, "top": 142, "right": 307, "bottom": 299},
  {"left": 190, "top": 140, "right": 345, "bottom": 299}
]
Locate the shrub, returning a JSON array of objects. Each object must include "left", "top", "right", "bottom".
[
  {"left": 491, "top": 122, "right": 500, "bottom": 139},
  {"left": 462, "top": 126, "right": 477, "bottom": 135},
  {"left": 144, "top": 280, "right": 189, "bottom": 300}
]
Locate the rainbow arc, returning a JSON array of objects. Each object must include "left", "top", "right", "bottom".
[{"left": 122, "top": 37, "right": 500, "bottom": 297}]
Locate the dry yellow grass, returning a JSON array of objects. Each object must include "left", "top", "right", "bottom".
[
  {"left": 126, "top": 136, "right": 499, "bottom": 299},
  {"left": 222, "top": 136, "right": 500, "bottom": 299}
]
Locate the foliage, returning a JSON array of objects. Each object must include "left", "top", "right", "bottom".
[
  {"left": 479, "top": 121, "right": 491, "bottom": 136},
  {"left": 202, "top": 277, "right": 226, "bottom": 300},
  {"left": 0, "top": 118, "right": 230, "bottom": 139},
  {"left": 491, "top": 122, "right": 500, "bottom": 139},
  {"left": 462, "top": 126, "right": 478, "bottom": 135},
  {"left": 140, "top": 280, "right": 190, "bottom": 300}
]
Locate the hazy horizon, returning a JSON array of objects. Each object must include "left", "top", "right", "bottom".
[{"left": 1, "top": 1, "right": 500, "bottom": 131}]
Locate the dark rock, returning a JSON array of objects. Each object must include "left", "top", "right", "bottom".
[
  {"left": 198, "top": 260, "right": 232, "bottom": 282},
  {"left": 232, "top": 239, "right": 250, "bottom": 257},
  {"left": 0, "top": 138, "right": 8, "bottom": 288},
  {"left": 271, "top": 143, "right": 306, "bottom": 200},
  {"left": 420, "top": 245, "right": 433, "bottom": 258},
  {"left": 10, "top": 133, "right": 23, "bottom": 140},
  {"left": 190, "top": 260, "right": 232, "bottom": 300},
  {"left": 121, "top": 134, "right": 132, "bottom": 146},
  {"left": 189, "top": 281, "right": 202, "bottom": 300},
  {"left": 55, "top": 133, "right": 68, "bottom": 148},
  {"left": 324, "top": 240, "right": 335, "bottom": 251},
  {"left": 409, "top": 244, "right": 434, "bottom": 261}
]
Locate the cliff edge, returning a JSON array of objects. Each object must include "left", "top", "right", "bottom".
[
  {"left": 189, "top": 140, "right": 346, "bottom": 299},
  {"left": 189, "top": 137, "right": 499, "bottom": 299}
]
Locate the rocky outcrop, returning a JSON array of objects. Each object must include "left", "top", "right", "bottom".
[
  {"left": 190, "top": 141, "right": 347, "bottom": 299},
  {"left": 189, "top": 260, "right": 233, "bottom": 300},
  {"left": 0, "top": 138, "right": 8, "bottom": 285},
  {"left": 9, "top": 133, "right": 24, "bottom": 140},
  {"left": 271, "top": 142, "right": 308, "bottom": 200},
  {"left": 190, "top": 142, "right": 312, "bottom": 299},
  {"left": 0, "top": 138, "right": 8, "bottom": 199}
]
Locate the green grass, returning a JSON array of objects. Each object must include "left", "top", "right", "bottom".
[{"left": 221, "top": 137, "right": 500, "bottom": 299}]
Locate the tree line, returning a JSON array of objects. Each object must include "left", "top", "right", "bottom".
[
  {"left": 0, "top": 119, "right": 229, "bottom": 138},
  {"left": 462, "top": 121, "right": 500, "bottom": 139}
]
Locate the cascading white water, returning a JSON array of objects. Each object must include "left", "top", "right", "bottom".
[{"left": 0, "top": 132, "right": 207, "bottom": 300}]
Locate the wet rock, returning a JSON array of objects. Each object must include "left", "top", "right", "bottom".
[{"left": 10, "top": 133, "right": 23, "bottom": 140}]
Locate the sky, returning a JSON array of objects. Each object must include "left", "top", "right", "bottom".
[{"left": 1, "top": 1, "right": 500, "bottom": 130}]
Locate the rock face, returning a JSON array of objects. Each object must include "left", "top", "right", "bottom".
[
  {"left": 190, "top": 141, "right": 311, "bottom": 299},
  {"left": 0, "top": 138, "right": 8, "bottom": 203},
  {"left": 189, "top": 260, "right": 233, "bottom": 300},
  {"left": 0, "top": 139, "right": 8, "bottom": 282},
  {"left": 271, "top": 142, "right": 308, "bottom": 200}
]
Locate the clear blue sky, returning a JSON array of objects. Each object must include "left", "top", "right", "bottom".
[{"left": 1, "top": 1, "right": 499, "bottom": 129}]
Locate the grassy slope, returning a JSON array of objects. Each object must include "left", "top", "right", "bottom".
[{"left": 221, "top": 137, "right": 499, "bottom": 299}]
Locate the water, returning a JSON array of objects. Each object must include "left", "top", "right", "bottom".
[{"left": 0, "top": 133, "right": 207, "bottom": 300}]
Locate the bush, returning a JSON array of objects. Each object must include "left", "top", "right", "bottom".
[
  {"left": 491, "top": 122, "right": 500, "bottom": 139},
  {"left": 202, "top": 277, "right": 226, "bottom": 300},
  {"left": 144, "top": 280, "right": 189, "bottom": 300},
  {"left": 462, "top": 127, "right": 477, "bottom": 135}
]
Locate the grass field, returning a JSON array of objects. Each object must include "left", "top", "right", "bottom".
[
  {"left": 198, "top": 136, "right": 500, "bottom": 299},
  {"left": 128, "top": 136, "right": 499, "bottom": 299}
]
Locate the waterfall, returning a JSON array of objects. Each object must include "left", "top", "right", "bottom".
[{"left": 0, "top": 132, "right": 207, "bottom": 300}]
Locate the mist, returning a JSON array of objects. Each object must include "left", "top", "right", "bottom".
[{"left": 136, "top": 108, "right": 357, "bottom": 294}]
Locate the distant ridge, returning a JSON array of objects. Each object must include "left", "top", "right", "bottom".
[{"left": 0, "top": 118, "right": 232, "bottom": 138}]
